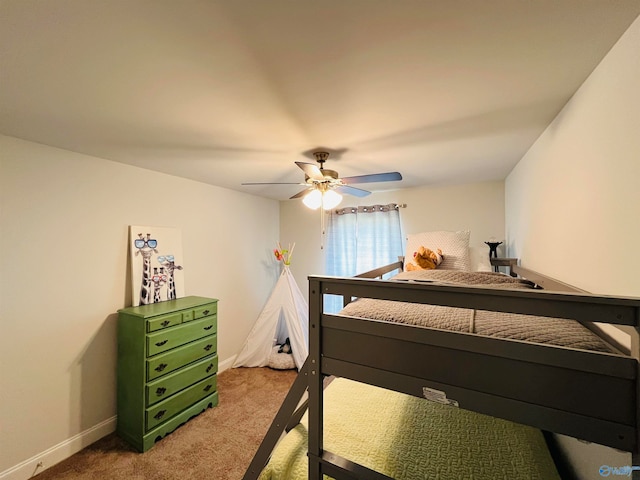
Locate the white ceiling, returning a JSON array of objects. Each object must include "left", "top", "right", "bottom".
[{"left": 2, "top": 1, "right": 639, "bottom": 200}]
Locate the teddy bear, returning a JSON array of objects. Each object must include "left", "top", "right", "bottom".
[{"left": 406, "top": 246, "right": 444, "bottom": 271}]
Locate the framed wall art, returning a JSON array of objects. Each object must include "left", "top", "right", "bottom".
[{"left": 129, "top": 225, "right": 185, "bottom": 306}]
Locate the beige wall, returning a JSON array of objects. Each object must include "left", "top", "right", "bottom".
[
  {"left": 505, "top": 16, "right": 640, "bottom": 480},
  {"left": 0, "top": 136, "right": 280, "bottom": 475},
  {"left": 506, "top": 16, "right": 639, "bottom": 297},
  {"left": 280, "top": 181, "right": 505, "bottom": 300}
]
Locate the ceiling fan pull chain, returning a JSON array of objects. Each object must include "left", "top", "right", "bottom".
[{"left": 320, "top": 208, "right": 325, "bottom": 250}]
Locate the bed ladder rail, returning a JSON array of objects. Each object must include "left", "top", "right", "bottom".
[
  {"left": 242, "top": 360, "right": 311, "bottom": 480},
  {"left": 243, "top": 360, "right": 336, "bottom": 479},
  {"left": 310, "top": 451, "right": 395, "bottom": 480}
]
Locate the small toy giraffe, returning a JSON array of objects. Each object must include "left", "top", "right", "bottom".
[
  {"left": 134, "top": 233, "right": 158, "bottom": 305},
  {"left": 151, "top": 267, "right": 167, "bottom": 303},
  {"left": 158, "top": 255, "right": 183, "bottom": 300}
]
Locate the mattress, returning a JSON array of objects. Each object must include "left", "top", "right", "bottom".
[
  {"left": 259, "top": 378, "right": 561, "bottom": 480},
  {"left": 338, "top": 270, "right": 614, "bottom": 352}
]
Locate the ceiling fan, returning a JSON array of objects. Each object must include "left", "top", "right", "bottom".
[{"left": 242, "top": 151, "right": 402, "bottom": 210}]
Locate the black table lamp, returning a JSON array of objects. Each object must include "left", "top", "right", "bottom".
[
  {"left": 485, "top": 239, "right": 502, "bottom": 272},
  {"left": 484, "top": 240, "right": 502, "bottom": 259}
]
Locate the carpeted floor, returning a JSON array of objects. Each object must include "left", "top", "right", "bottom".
[{"left": 34, "top": 367, "right": 297, "bottom": 480}]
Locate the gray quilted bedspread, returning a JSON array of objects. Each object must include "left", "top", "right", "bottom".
[{"left": 339, "top": 270, "right": 614, "bottom": 352}]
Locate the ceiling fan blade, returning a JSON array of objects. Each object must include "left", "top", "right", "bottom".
[
  {"left": 335, "top": 185, "right": 371, "bottom": 197},
  {"left": 295, "top": 162, "right": 324, "bottom": 181},
  {"left": 290, "top": 188, "right": 313, "bottom": 199},
  {"left": 340, "top": 172, "right": 402, "bottom": 184},
  {"left": 241, "top": 182, "right": 304, "bottom": 185}
]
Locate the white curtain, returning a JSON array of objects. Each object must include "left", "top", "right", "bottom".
[{"left": 324, "top": 204, "right": 403, "bottom": 312}]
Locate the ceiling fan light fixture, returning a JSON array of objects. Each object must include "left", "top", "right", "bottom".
[
  {"left": 322, "top": 189, "right": 342, "bottom": 210},
  {"left": 302, "top": 189, "right": 322, "bottom": 210},
  {"left": 302, "top": 188, "right": 343, "bottom": 210}
]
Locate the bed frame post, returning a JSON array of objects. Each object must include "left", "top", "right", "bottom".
[{"left": 308, "top": 277, "right": 323, "bottom": 480}]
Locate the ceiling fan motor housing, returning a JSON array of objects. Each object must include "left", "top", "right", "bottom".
[
  {"left": 313, "top": 151, "right": 330, "bottom": 162},
  {"left": 305, "top": 168, "right": 339, "bottom": 181},
  {"left": 306, "top": 151, "right": 340, "bottom": 185}
]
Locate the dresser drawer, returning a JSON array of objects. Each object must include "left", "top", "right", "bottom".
[
  {"left": 147, "top": 335, "right": 217, "bottom": 381},
  {"left": 147, "top": 316, "right": 217, "bottom": 356},
  {"left": 147, "top": 312, "right": 183, "bottom": 332},
  {"left": 146, "top": 355, "right": 218, "bottom": 406},
  {"left": 146, "top": 376, "right": 217, "bottom": 431},
  {"left": 193, "top": 303, "right": 217, "bottom": 320}
]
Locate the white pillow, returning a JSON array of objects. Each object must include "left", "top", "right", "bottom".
[
  {"left": 469, "top": 246, "right": 492, "bottom": 272},
  {"left": 267, "top": 346, "right": 295, "bottom": 370},
  {"left": 404, "top": 231, "right": 471, "bottom": 271}
]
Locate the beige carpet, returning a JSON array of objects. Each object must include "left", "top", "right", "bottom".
[{"left": 34, "top": 367, "right": 297, "bottom": 480}]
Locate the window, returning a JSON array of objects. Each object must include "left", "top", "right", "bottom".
[{"left": 324, "top": 203, "right": 403, "bottom": 312}]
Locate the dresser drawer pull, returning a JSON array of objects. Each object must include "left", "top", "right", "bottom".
[
  {"left": 161, "top": 320, "right": 170, "bottom": 327},
  {"left": 203, "top": 384, "right": 213, "bottom": 392},
  {"left": 206, "top": 363, "right": 214, "bottom": 373},
  {"left": 156, "top": 387, "right": 167, "bottom": 396},
  {"left": 203, "top": 325, "right": 213, "bottom": 331},
  {"left": 155, "top": 363, "right": 168, "bottom": 372},
  {"left": 202, "top": 309, "right": 210, "bottom": 315},
  {"left": 154, "top": 410, "right": 166, "bottom": 420},
  {"left": 204, "top": 344, "right": 213, "bottom": 352},
  {"left": 155, "top": 340, "right": 168, "bottom": 346}
]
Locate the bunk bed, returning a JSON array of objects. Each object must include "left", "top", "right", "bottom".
[{"left": 244, "top": 260, "right": 640, "bottom": 480}]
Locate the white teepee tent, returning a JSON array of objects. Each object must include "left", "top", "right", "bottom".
[{"left": 233, "top": 265, "right": 309, "bottom": 370}]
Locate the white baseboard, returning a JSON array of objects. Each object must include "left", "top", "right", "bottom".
[
  {"left": 2, "top": 359, "right": 235, "bottom": 480},
  {"left": 0, "top": 416, "right": 116, "bottom": 480},
  {"left": 218, "top": 354, "right": 237, "bottom": 373}
]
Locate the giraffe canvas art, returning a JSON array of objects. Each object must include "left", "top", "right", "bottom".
[
  {"left": 129, "top": 226, "right": 185, "bottom": 307},
  {"left": 158, "top": 255, "right": 183, "bottom": 300}
]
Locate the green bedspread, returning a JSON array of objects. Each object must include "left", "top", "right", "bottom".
[{"left": 259, "top": 378, "right": 560, "bottom": 480}]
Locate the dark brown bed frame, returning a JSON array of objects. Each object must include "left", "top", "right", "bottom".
[{"left": 244, "top": 262, "right": 640, "bottom": 480}]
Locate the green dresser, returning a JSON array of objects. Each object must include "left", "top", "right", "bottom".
[{"left": 117, "top": 296, "right": 219, "bottom": 452}]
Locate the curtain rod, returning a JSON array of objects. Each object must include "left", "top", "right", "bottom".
[{"left": 333, "top": 203, "right": 407, "bottom": 215}]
